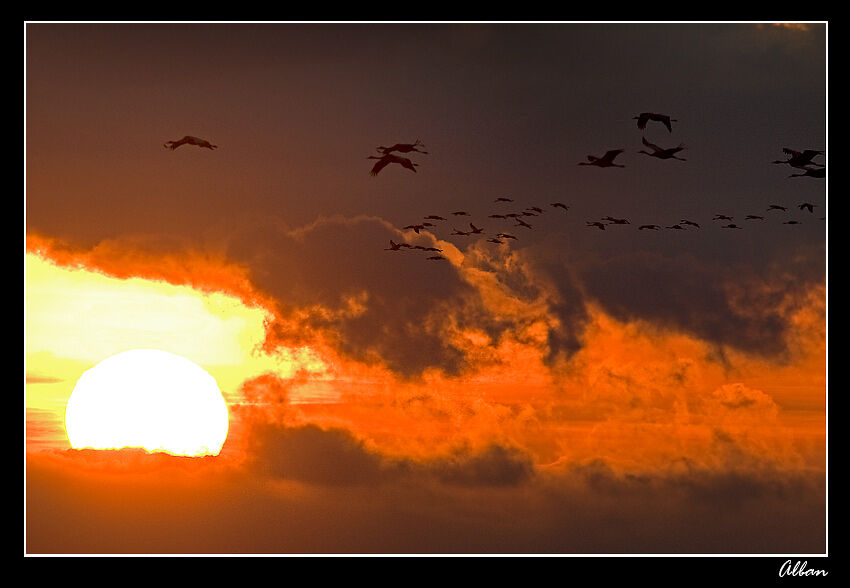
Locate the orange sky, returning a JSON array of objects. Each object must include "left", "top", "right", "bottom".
[{"left": 25, "top": 22, "right": 826, "bottom": 555}]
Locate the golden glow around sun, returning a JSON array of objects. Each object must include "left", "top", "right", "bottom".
[{"left": 64, "top": 349, "right": 229, "bottom": 456}]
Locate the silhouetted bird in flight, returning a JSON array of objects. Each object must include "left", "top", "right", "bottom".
[
  {"left": 521, "top": 211, "right": 538, "bottom": 217},
  {"left": 550, "top": 202, "right": 570, "bottom": 211},
  {"left": 639, "top": 224, "right": 661, "bottom": 230},
  {"left": 489, "top": 214, "right": 506, "bottom": 219},
  {"left": 403, "top": 224, "right": 425, "bottom": 234},
  {"left": 713, "top": 214, "right": 734, "bottom": 221},
  {"left": 376, "top": 139, "right": 428, "bottom": 155},
  {"left": 504, "top": 213, "right": 523, "bottom": 218},
  {"left": 633, "top": 112, "right": 677, "bottom": 132},
  {"left": 368, "top": 153, "right": 418, "bottom": 176},
  {"left": 424, "top": 215, "right": 446, "bottom": 221},
  {"left": 527, "top": 206, "right": 545, "bottom": 214},
  {"left": 468, "top": 223, "right": 484, "bottom": 234},
  {"left": 494, "top": 197, "right": 513, "bottom": 202},
  {"left": 427, "top": 256, "right": 447, "bottom": 261},
  {"left": 164, "top": 135, "right": 218, "bottom": 150},
  {"left": 638, "top": 137, "right": 687, "bottom": 161},
  {"left": 451, "top": 228, "right": 471, "bottom": 236},
  {"left": 515, "top": 218, "right": 533, "bottom": 229},
  {"left": 602, "top": 216, "right": 630, "bottom": 225},
  {"left": 578, "top": 149, "right": 626, "bottom": 168},
  {"left": 745, "top": 215, "right": 765, "bottom": 220},
  {"left": 799, "top": 202, "right": 818, "bottom": 213},
  {"left": 452, "top": 211, "right": 470, "bottom": 216},
  {"left": 384, "top": 240, "right": 406, "bottom": 251},
  {"left": 722, "top": 224, "right": 743, "bottom": 229},
  {"left": 586, "top": 221, "right": 606, "bottom": 230},
  {"left": 772, "top": 148, "right": 824, "bottom": 169},
  {"left": 788, "top": 167, "right": 825, "bottom": 179},
  {"left": 680, "top": 219, "right": 700, "bottom": 228},
  {"left": 784, "top": 220, "right": 802, "bottom": 225},
  {"left": 487, "top": 238, "right": 504, "bottom": 244},
  {"left": 497, "top": 233, "right": 518, "bottom": 240},
  {"left": 767, "top": 205, "right": 788, "bottom": 212},
  {"left": 666, "top": 224, "right": 685, "bottom": 230},
  {"left": 422, "top": 247, "right": 442, "bottom": 252}
]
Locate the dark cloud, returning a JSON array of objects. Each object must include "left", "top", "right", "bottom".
[
  {"left": 427, "top": 444, "right": 535, "bottom": 487},
  {"left": 225, "top": 215, "right": 479, "bottom": 376},
  {"left": 248, "top": 422, "right": 387, "bottom": 486},
  {"left": 551, "top": 242, "right": 825, "bottom": 359},
  {"left": 245, "top": 419, "right": 535, "bottom": 489},
  {"left": 26, "top": 449, "right": 825, "bottom": 554}
]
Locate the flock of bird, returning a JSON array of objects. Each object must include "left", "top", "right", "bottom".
[
  {"left": 161, "top": 115, "right": 824, "bottom": 266},
  {"left": 363, "top": 113, "right": 824, "bottom": 261}
]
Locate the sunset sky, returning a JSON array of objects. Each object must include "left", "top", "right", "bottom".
[{"left": 25, "top": 22, "right": 827, "bottom": 555}]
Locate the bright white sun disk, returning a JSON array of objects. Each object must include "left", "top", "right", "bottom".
[{"left": 64, "top": 349, "right": 229, "bottom": 456}]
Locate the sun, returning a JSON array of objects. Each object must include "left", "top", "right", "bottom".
[{"left": 64, "top": 349, "right": 229, "bottom": 457}]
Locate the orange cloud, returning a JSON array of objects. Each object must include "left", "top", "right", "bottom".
[{"left": 26, "top": 224, "right": 825, "bottom": 478}]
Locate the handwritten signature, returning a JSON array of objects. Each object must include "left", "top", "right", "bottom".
[{"left": 779, "top": 560, "right": 828, "bottom": 577}]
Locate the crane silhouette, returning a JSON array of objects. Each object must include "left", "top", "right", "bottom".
[
  {"left": 384, "top": 240, "right": 406, "bottom": 251},
  {"left": 638, "top": 137, "right": 687, "bottom": 161},
  {"left": 798, "top": 202, "right": 818, "bottom": 213},
  {"left": 578, "top": 149, "right": 626, "bottom": 168},
  {"left": 164, "top": 135, "right": 218, "bottom": 150},
  {"left": 550, "top": 202, "right": 570, "bottom": 211},
  {"left": 767, "top": 205, "right": 788, "bottom": 212},
  {"left": 468, "top": 223, "right": 484, "bottom": 234},
  {"left": 376, "top": 139, "right": 428, "bottom": 155},
  {"left": 586, "top": 221, "right": 606, "bottom": 230},
  {"left": 773, "top": 148, "right": 824, "bottom": 169},
  {"left": 638, "top": 224, "right": 661, "bottom": 230},
  {"left": 494, "top": 197, "right": 513, "bottom": 202},
  {"left": 633, "top": 112, "right": 677, "bottom": 132},
  {"left": 368, "top": 153, "right": 419, "bottom": 176}
]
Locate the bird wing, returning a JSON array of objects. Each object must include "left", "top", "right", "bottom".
[
  {"left": 603, "top": 149, "right": 625, "bottom": 161},
  {"left": 370, "top": 157, "right": 392, "bottom": 176},
  {"left": 641, "top": 136, "right": 662, "bottom": 152},
  {"left": 165, "top": 136, "right": 192, "bottom": 149}
]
